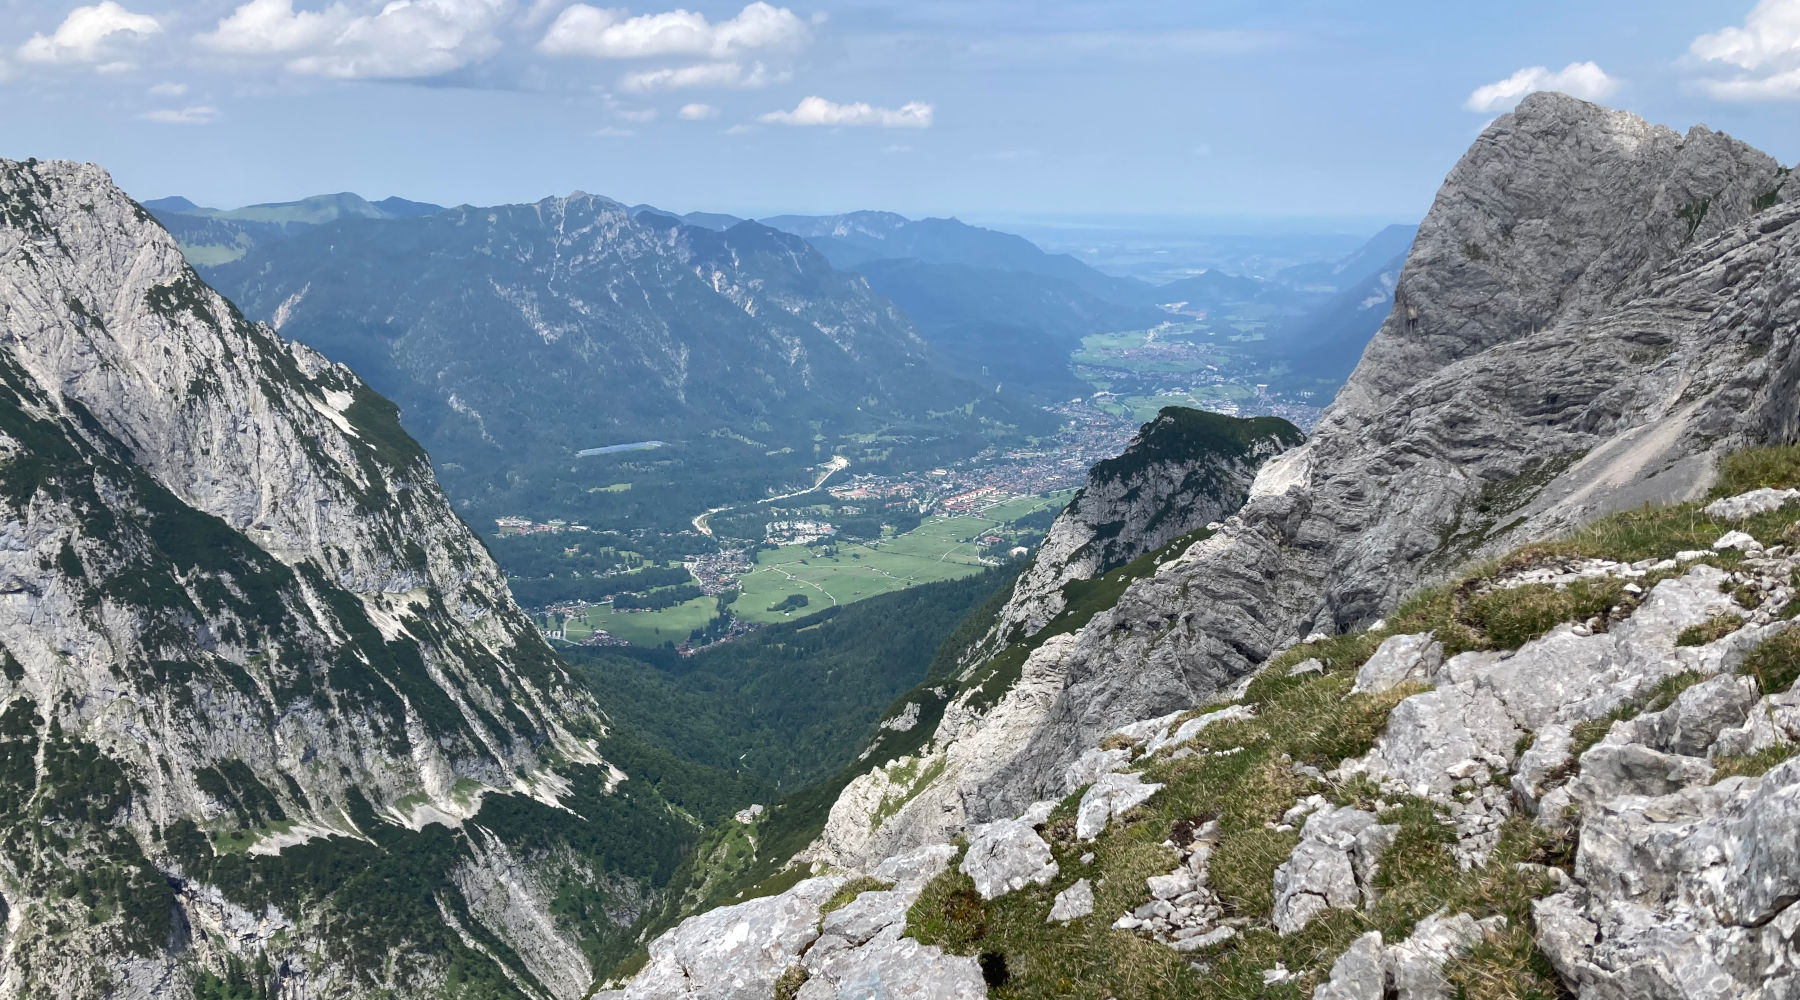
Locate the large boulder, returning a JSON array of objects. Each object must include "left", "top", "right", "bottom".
[{"left": 1272, "top": 805, "right": 1397, "bottom": 935}]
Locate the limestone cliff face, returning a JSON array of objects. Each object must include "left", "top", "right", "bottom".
[
  {"left": 0, "top": 159, "right": 657, "bottom": 999},
  {"left": 988, "top": 408, "right": 1302, "bottom": 645},
  {"left": 811, "top": 93, "right": 1799, "bottom": 866},
  {"left": 608, "top": 96, "right": 1800, "bottom": 1000}
]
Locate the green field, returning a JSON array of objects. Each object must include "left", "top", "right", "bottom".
[
  {"left": 564, "top": 594, "right": 719, "bottom": 646},
  {"left": 1095, "top": 386, "right": 1252, "bottom": 423},
  {"left": 735, "top": 519, "right": 991, "bottom": 623},
  {"left": 559, "top": 492, "right": 1072, "bottom": 642},
  {"left": 1071, "top": 325, "right": 1226, "bottom": 375}
]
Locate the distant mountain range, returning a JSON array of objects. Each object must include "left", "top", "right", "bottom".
[
  {"left": 1273, "top": 222, "right": 1418, "bottom": 292},
  {"left": 144, "top": 192, "right": 444, "bottom": 265},
  {"left": 197, "top": 193, "right": 1042, "bottom": 531},
  {"left": 149, "top": 190, "right": 1415, "bottom": 519}
]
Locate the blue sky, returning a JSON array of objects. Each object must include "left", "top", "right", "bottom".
[{"left": 1, "top": 0, "right": 1797, "bottom": 222}]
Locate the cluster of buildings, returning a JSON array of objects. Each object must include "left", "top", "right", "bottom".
[
  {"left": 765, "top": 519, "right": 837, "bottom": 546},
  {"left": 494, "top": 516, "right": 592, "bottom": 536},
  {"left": 685, "top": 548, "right": 751, "bottom": 595},
  {"left": 827, "top": 480, "right": 918, "bottom": 502}
]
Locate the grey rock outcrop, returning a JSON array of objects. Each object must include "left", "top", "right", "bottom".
[
  {"left": 1075, "top": 771, "right": 1163, "bottom": 840},
  {"left": 1537, "top": 760, "right": 1800, "bottom": 999},
  {"left": 1310, "top": 913, "right": 1502, "bottom": 1000},
  {"left": 1704, "top": 487, "right": 1799, "bottom": 520},
  {"left": 0, "top": 157, "right": 646, "bottom": 998},
  {"left": 601, "top": 844, "right": 982, "bottom": 1000},
  {"left": 811, "top": 92, "right": 1800, "bottom": 871},
  {"left": 1271, "top": 805, "right": 1397, "bottom": 934},
  {"left": 985, "top": 407, "right": 1303, "bottom": 643},
  {"left": 1352, "top": 632, "right": 1443, "bottom": 695},
  {"left": 1313, "top": 931, "right": 1386, "bottom": 1000},
  {"left": 1047, "top": 878, "right": 1094, "bottom": 922},
  {"left": 960, "top": 813, "right": 1058, "bottom": 899},
  {"left": 1346, "top": 567, "right": 1747, "bottom": 802}
]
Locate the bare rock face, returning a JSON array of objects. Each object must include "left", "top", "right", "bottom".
[
  {"left": 987, "top": 408, "right": 1303, "bottom": 643},
  {"left": 808, "top": 93, "right": 1800, "bottom": 873},
  {"left": 1270, "top": 805, "right": 1397, "bottom": 935},
  {"left": 959, "top": 812, "right": 1058, "bottom": 899},
  {"left": 0, "top": 158, "right": 658, "bottom": 998},
  {"left": 600, "top": 845, "right": 982, "bottom": 1000},
  {"left": 1537, "top": 759, "right": 1800, "bottom": 999}
]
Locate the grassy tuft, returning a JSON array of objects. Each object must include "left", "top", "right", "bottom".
[
  {"left": 1678, "top": 614, "right": 1745, "bottom": 647},
  {"left": 772, "top": 964, "right": 809, "bottom": 1000},
  {"left": 1461, "top": 578, "right": 1625, "bottom": 651},
  {"left": 818, "top": 876, "right": 894, "bottom": 919},
  {"left": 1712, "top": 744, "right": 1799, "bottom": 781},
  {"left": 1741, "top": 630, "right": 1800, "bottom": 695},
  {"left": 1711, "top": 446, "right": 1800, "bottom": 498}
]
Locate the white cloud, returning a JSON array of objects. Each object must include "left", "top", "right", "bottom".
[
  {"left": 539, "top": 2, "right": 809, "bottom": 59},
  {"left": 620, "top": 59, "right": 778, "bottom": 91},
  {"left": 148, "top": 81, "right": 189, "bottom": 96},
  {"left": 18, "top": 2, "right": 162, "bottom": 65},
  {"left": 198, "top": 0, "right": 509, "bottom": 79},
  {"left": 199, "top": 0, "right": 346, "bottom": 54},
  {"left": 141, "top": 106, "right": 220, "bottom": 124},
  {"left": 522, "top": 0, "right": 566, "bottom": 26},
  {"left": 1690, "top": 0, "right": 1800, "bottom": 100},
  {"left": 761, "top": 96, "right": 932, "bottom": 128},
  {"left": 1464, "top": 61, "right": 1618, "bottom": 112},
  {"left": 592, "top": 125, "right": 635, "bottom": 137},
  {"left": 615, "top": 107, "right": 657, "bottom": 121},
  {"left": 678, "top": 102, "right": 718, "bottom": 119}
]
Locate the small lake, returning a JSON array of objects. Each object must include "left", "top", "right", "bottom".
[{"left": 577, "top": 441, "right": 668, "bottom": 457}]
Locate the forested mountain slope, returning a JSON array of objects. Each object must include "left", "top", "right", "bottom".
[
  {"left": 0, "top": 158, "right": 720, "bottom": 1000},
  {"left": 205, "top": 198, "right": 1043, "bottom": 532}
]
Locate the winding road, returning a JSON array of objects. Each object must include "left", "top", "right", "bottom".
[{"left": 691, "top": 456, "right": 851, "bottom": 537}]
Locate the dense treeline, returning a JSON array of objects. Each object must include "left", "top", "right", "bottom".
[
  {"left": 612, "top": 584, "right": 703, "bottom": 611},
  {"left": 564, "top": 564, "right": 1015, "bottom": 791},
  {"left": 506, "top": 565, "right": 692, "bottom": 609}
]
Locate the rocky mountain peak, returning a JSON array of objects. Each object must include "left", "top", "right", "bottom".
[
  {"left": 1338, "top": 92, "right": 1788, "bottom": 416},
  {"left": 604, "top": 96, "right": 1800, "bottom": 1000},
  {"left": 0, "top": 156, "right": 680, "bottom": 999}
]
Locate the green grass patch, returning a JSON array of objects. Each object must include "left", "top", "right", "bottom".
[
  {"left": 773, "top": 965, "right": 810, "bottom": 1000},
  {"left": 567, "top": 594, "right": 719, "bottom": 647},
  {"left": 1712, "top": 446, "right": 1800, "bottom": 498},
  {"left": 1678, "top": 614, "right": 1745, "bottom": 647},
  {"left": 1712, "top": 744, "right": 1799, "bottom": 781},
  {"left": 1461, "top": 578, "right": 1626, "bottom": 651},
  {"left": 1740, "top": 629, "right": 1800, "bottom": 695},
  {"left": 819, "top": 876, "right": 895, "bottom": 919}
]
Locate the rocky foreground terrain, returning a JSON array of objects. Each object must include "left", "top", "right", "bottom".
[{"left": 603, "top": 93, "right": 1800, "bottom": 999}]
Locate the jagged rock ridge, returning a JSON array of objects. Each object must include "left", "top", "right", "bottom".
[
  {"left": 0, "top": 159, "right": 678, "bottom": 999},
  {"left": 840, "top": 93, "right": 1800, "bottom": 853},
  {"left": 987, "top": 407, "right": 1303, "bottom": 644},
  {"left": 607, "top": 93, "right": 1800, "bottom": 1000}
]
